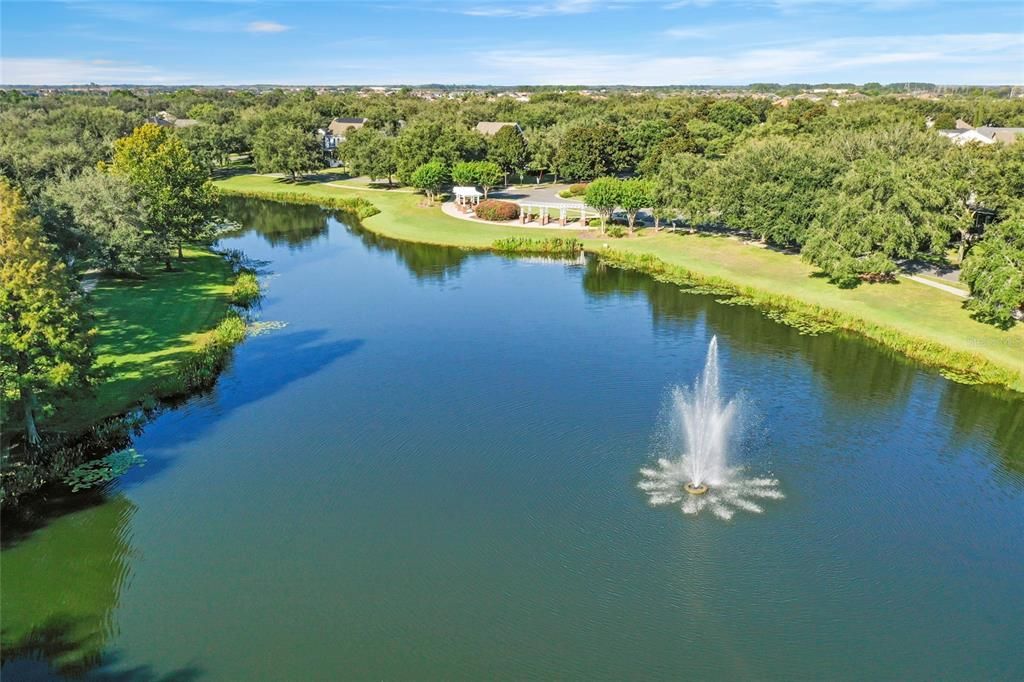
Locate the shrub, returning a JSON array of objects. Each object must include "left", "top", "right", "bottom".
[
  {"left": 606, "top": 226, "right": 626, "bottom": 238},
  {"left": 230, "top": 270, "right": 261, "bottom": 306},
  {"left": 475, "top": 199, "right": 520, "bottom": 221},
  {"left": 558, "top": 182, "right": 589, "bottom": 198}
]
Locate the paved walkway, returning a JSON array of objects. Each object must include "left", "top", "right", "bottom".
[
  {"left": 491, "top": 184, "right": 582, "bottom": 206},
  {"left": 901, "top": 274, "right": 969, "bottom": 298},
  {"left": 323, "top": 181, "right": 416, "bottom": 193}
]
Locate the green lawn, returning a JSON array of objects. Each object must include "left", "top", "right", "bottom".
[
  {"left": 48, "top": 248, "right": 233, "bottom": 434},
  {"left": 215, "top": 172, "right": 1024, "bottom": 391}
]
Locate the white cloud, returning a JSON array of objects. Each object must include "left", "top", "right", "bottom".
[
  {"left": 662, "top": 26, "right": 715, "bottom": 38},
  {"left": 0, "top": 57, "right": 193, "bottom": 85},
  {"left": 245, "top": 21, "right": 291, "bottom": 33},
  {"left": 474, "top": 32, "right": 1024, "bottom": 84},
  {"left": 663, "top": 0, "right": 718, "bottom": 8},
  {"left": 662, "top": 21, "right": 757, "bottom": 39},
  {"left": 664, "top": 0, "right": 930, "bottom": 10},
  {"left": 459, "top": 0, "right": 606, "bottom": 18}
]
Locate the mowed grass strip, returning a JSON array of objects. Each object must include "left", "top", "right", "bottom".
[{"left": 215, "top": 173, "right": 1024, "bottom": 390}]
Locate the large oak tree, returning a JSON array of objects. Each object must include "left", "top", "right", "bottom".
[{"left": 106, "top": 123, "right": 217, "bottom": 267}]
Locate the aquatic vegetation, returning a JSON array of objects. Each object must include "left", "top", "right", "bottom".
[
  {"left": 65, "top": 448, "right": 145, "bottom": 492},
  {"left": 247, "top": 320, "right": 289, "bottom": 336},
  {"left": 491, "top": 237, "right": 582, "bottom": 256},
  {"left": 230, "top": 270, "right": 261, "bottom": 307},
  {"left": 176, "top": 313, "right": 248, "bottom": 393},
  {"left": 599, "top": 249, "right": 1020, "bottom": 389}
]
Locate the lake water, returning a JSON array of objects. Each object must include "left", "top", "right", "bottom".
[{"left": 3, "top": 197, "right": 1023, "bottom": 680}]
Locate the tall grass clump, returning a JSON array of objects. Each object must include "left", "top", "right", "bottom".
[
  {"left": 492, "top": 237, "right": 582, "bottom": 257},
  {"left": 230, "top": 270, "right": 261, "bottom": 306},
  {"left": 597, "top": 249, "right": 1021, "bottom": 390},
  {"left": 177, "top": 313, "right": 248, "bottom": 393}
]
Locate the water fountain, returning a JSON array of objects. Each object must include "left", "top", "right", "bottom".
[{"left": 638, "top": 336, "right": 783, "bottom": 519}]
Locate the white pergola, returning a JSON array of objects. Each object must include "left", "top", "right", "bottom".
[
  {"left": 518, "top": 201, "right": 592, "bottom": 227},
  {"left": 453, "top": 186, "right": 483, "bottom": 208}
]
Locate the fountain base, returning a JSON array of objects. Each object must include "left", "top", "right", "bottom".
[{"left": 684, "top": 482, "right": 709, "bottom": 495}]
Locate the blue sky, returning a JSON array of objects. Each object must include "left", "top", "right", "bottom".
[{"left": 1, "top": 1, "right": 1022, "bottom": 85}]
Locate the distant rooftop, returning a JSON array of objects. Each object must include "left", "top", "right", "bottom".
[{"left": 475, "top": 121, "right": 520, "bottom": 136}]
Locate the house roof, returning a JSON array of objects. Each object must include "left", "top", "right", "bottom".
[
  {"left": 327, "top": 117, "right": 368, "bottom": 136},
  {"left": 976, "top": 126, "right": 1024, "bottom": 143},
  {"left": 474, "top": 121, "right": 520, "bottom": 136},
  {"left": 147, "top": 112, "right": 199, "bottom": 128},
  {"left": 941, "top": 129, "right": 997, "bottom": 145}
]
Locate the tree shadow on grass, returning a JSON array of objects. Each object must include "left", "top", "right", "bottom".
[{"left": 88, "top": 258, "right": 230, "bottom": 361}]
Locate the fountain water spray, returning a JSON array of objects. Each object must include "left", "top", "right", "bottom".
[{"left": 638, "top": 336, "right": 782, "bottom": 519}]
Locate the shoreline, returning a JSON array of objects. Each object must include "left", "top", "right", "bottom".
[
  {"left": 1, "top": 248, "right": 253, "bottom": 507},
  {"left": 215, "top": 175, "right": 1024, "bottom": 393}
]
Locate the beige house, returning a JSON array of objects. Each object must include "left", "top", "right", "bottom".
[
  {"left": 317, "top": 117, "right": 370, "bottom": 167},
  {"left": 319, "top": 117, "right": 369, "bottom": 154}
]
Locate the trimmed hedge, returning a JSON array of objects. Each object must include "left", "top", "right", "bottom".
[
  {"left": 474, "top": 199, "right": 520, "bottom": 221},
  {"left": 558, "top": 182, "right": 589, "bottom": 198}
]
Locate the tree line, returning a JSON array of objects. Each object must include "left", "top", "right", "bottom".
[{"left": 2, "top": 87, "right": 1023, "bottom": 450}]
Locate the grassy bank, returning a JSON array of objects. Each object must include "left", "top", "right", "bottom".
[
  {"left": 219, "top": 186, "right": 380, "bottom": 219},
  {"left": 2, "top": 247, "right": 241, "bottom": 505},
  {"left": 52, "top": 247, "right": 235, "bottom": 433},
  {"left": 215, "top": 173, "right": 1024, "bottom": 392}
]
